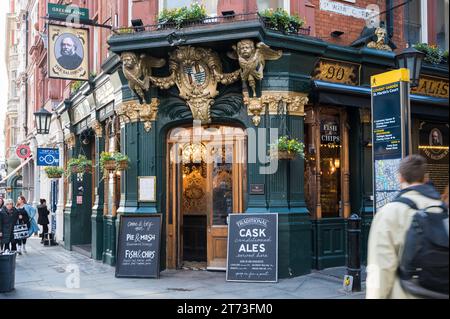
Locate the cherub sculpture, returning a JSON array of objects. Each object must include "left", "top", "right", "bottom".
[
  {"left": 228, "top": 40, "right": 282, "bottom": 96},
  {"left": 120, "top": 52, "right": 166, "bottom": 102},
  {"left": 367, "top": 27, "right": 392, "bottom": 51}
]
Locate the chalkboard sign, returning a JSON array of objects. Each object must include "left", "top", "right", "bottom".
[
  {"left": 115, "top": 214, "right": 162, "bottom": 278},
  {"left": 226, "top": 213, "right": 278, "bottom": 283}
]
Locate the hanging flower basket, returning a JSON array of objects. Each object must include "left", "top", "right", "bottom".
[
  {"left": 277, "top": 150, "right": 297, "bottom": 160},
  {"left": 269, "top": 136, "right": 305, "bottom": 161},
  {"left": 45, "top": 167, "right": 64, "bottom": 179},
  {"left": 66, "top": 155, "right": 93, "bottom": 176},
  {"left": 117, "top": 160, "right": 129, "bottom": 171},
  {"left": 103, "top": 160, "right": 117, "bottom": 172}
]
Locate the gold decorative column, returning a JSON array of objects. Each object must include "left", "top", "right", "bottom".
[{"left": 91, "top": 120, "right": 103, "bottom": 138}]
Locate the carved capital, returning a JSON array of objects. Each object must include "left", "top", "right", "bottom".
[
  {"left": 243, "top": 91, "right": 308, "bottom": 126},
  {"left": 263, "top": 91, "right": 308, "bottom": 116},
  {"left": 91, "top": 120, "right": 103, "bottom": 138},
  {"left": 116, "top": 99, "right": 159, "bottom": 132},
  {"left": 65, "top": 133, "right": 76, "bottom": 149}
]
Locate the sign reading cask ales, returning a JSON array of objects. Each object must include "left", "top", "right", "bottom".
[
  {"left": 116, "top": 214, "right": 161, "bottom": 278},
  {"left": 226, "top": 213, "right": 278, "bottom": 282},
  {"left": 371, "top": 69, "right": 410, "bottom": 213}
]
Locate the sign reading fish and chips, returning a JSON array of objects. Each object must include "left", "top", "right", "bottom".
[
  {"left": 48, "top": 24, "right": 89, "bottom": 81},
  {"left": 226, "top": 213, "right": 278, "bottom": 283}
]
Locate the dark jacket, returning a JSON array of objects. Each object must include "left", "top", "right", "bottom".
[
  {"left": 16, "top": 207, "right": 30, "bottom": 228},
  {"left": 37, "top": 204, "right": 50, "bottom": 225},
  {"left": 0, "top": 207, "right": 19, "bottom": 244}
]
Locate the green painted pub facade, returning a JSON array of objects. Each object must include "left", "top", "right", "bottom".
[{"left": 57, "top": 17, "right": 449, "bottom": 278}]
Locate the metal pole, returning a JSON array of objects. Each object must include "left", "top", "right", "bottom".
[{"left": 347, "top": 214, "right": 361, "bottom": 292}]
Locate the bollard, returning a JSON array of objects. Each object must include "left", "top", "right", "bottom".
[{"left": 346, "top": 214, "right": 361, "bottom": 292}]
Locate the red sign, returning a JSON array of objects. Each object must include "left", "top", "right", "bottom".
[{"left": 16, "top": 145, "right": 31, "bottom": 159}]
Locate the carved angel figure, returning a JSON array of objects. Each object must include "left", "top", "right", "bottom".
[
  {"left": 367, "top": 27, "right": 392, "bottom": 51},
  {"left": 228, "top": 40, "right": 282, "bottom": 96},
  {"left": 121, "top": 52, "right": 166, "bottom": 102}
]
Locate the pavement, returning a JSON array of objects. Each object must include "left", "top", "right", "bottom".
[{"left": 0, "top": 237, "right": 366, "bottom": 299}]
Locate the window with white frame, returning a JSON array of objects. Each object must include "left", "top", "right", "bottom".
[
  {"left": 404, "top": 0, "right": 422, "bottom": 45},
  {"left": 405, "top": 0, "right": 449, "bottom": 50},
  {"left": 257, "top": 0, "right": 290, "bottom": 11}
]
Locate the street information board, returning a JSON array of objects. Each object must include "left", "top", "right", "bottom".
[
  {"left": 226, "top": 213, "right": 278, "bottom": 282},
  {"left": 371, "top": 69, "right": 411, "bottom": 213},
  {"left": 116, "top": 214, "right": 162, "bottom": 278}
]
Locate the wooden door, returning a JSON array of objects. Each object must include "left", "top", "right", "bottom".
[
  {"left": 166, "top": 126, "right": 246, "bottom": 270},
  {"left": 207, "top": 134, "right": 245, "bottom": 270}
]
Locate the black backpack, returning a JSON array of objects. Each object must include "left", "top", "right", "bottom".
[{"left": 393, "top": 196, "right": 449, "bottom": 299}]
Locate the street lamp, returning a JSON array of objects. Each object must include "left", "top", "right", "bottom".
[
  {"left": 395, "top": 47, "right": 425, "bottom": 88},
  {"left": 34, "top": 107, "right": 52, "bottom": 135}
]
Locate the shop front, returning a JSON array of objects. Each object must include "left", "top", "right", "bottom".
[{"left": 57, "top": 18, "right": 448, "bottom": 278}]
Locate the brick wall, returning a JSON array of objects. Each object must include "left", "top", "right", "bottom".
[{"left": 301, "top": 0, "right": 406, "bottom": 51}]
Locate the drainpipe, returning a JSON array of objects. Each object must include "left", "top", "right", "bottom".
[
  {"left": 386, "top": 0, "right": 394, "bottom": 39},
  {"left": 24, "top": 11, "right": 29, "bottom": 137}
]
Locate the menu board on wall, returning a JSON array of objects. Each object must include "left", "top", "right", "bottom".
[
  {"left": 371, "top": 70, "right": 410, "bottom": 213},
  {"left": 419, "top": 122, "right": 449, "bottom": 193},
  {"left": 115, "top": 214, "right": 161, "bottom": 278},
  {"left": 226, "top": 213, "right": 278, "bottom": 283}
]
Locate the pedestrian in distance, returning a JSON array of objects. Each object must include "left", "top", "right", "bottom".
[
  {"left": 16, "top": 195, "right": 38, "bottom": 254},
  {"left": 367, "top": 155, "right": 449, "bottom": 299},
  {"left": 0, "top": 199, "right": 19, "bottom": 253},
  {"left": 37, "top": 199, "right": 50, "bottom": 244}
]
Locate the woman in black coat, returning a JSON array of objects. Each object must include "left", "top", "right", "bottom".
[
  {"left": 37, "top": 199, "right": 50, "bottom": 243},
  {"left": 0, "top": 199, "right": 19, "bottom": 252}
]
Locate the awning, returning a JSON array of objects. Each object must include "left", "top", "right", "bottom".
[
  {"left": 0, "top": 156, "right": 33, "bottom": 184},
  {"left": 312, "top": 80, "right": 449, "bottom": 119}
]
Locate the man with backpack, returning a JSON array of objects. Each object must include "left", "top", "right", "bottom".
[{"left": 367, "top": 155, "right": 449, "bottom": 299}]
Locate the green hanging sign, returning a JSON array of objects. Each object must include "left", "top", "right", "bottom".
[{"left": 48, "top": 3, "right": 90, "bottom": 23}]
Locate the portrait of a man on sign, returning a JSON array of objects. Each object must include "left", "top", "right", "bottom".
[
  {"left": 56, "top": 34, "right": 83, "bottom": 70},
  {"left": 48, "top": 24, "right": 89, "bottom": 81}
]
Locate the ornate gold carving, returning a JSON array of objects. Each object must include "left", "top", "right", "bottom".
[
  {"left": 91, "top": 120, "right": 103, "bottom": 137},
  {"left": 243, "top": 96, "right": 264, "bottom": 126},
  {"left": 244, "top": 91, "right": 309, "bottom": 126},
  {"left": 149, "top": 46, "right": 239, "bottom": 123},
  {"left": 359, "top": 108, "right": 371, "bottom": 124},
  {"left": 116, "top": 99, "right": 159, "bottom": 132},
  {"left": 65, "top": 133, "right": 76, "bottom": 149},
  {"left": 313, "top": 59, "right": 360, "bottom": 85},
  {"left": 120, "top": 52, "right": 166, "bottom": 102},
  {"left": 367, "top": 27, "right": 392, "bottom": 51},
  {"left": 228, "top": 40, "right": 282, "bottom": 96}
]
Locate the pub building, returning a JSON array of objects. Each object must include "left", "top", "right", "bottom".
[{"left": 56, "top": 15, "right": 448, "bottom": 277}]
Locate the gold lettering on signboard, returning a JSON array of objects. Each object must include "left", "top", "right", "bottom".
[
  {"left": 411, "top": 76, "right": 449, "bottom": 98},
  {"left": 313, "top": 59, "right": 360, "bottom": 86}
]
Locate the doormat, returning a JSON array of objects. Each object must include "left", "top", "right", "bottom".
[{"left": 182, "top": 261, "right": 207, "bottom": 271}]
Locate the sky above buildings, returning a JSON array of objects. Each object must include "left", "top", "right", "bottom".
[{"left": 0, "top": 2, "right": 9, "bottom": 160}]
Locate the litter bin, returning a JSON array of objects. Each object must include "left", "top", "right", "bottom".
[{"left": 0, "top": 252, "right": 16, "bottom": 293}]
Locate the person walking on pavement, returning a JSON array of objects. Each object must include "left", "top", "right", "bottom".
[
  {"left": 0, "top": 199, "right": 19, "bottom": 253},
  {"left": 16, "top": 195, "right": 38, "bottom": 254},
  {"left": 37, "top": 199, "right": 50, "bottom": 244},
  {"left": 367, "top": 155, "right": 448, "bottom": 299}
]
